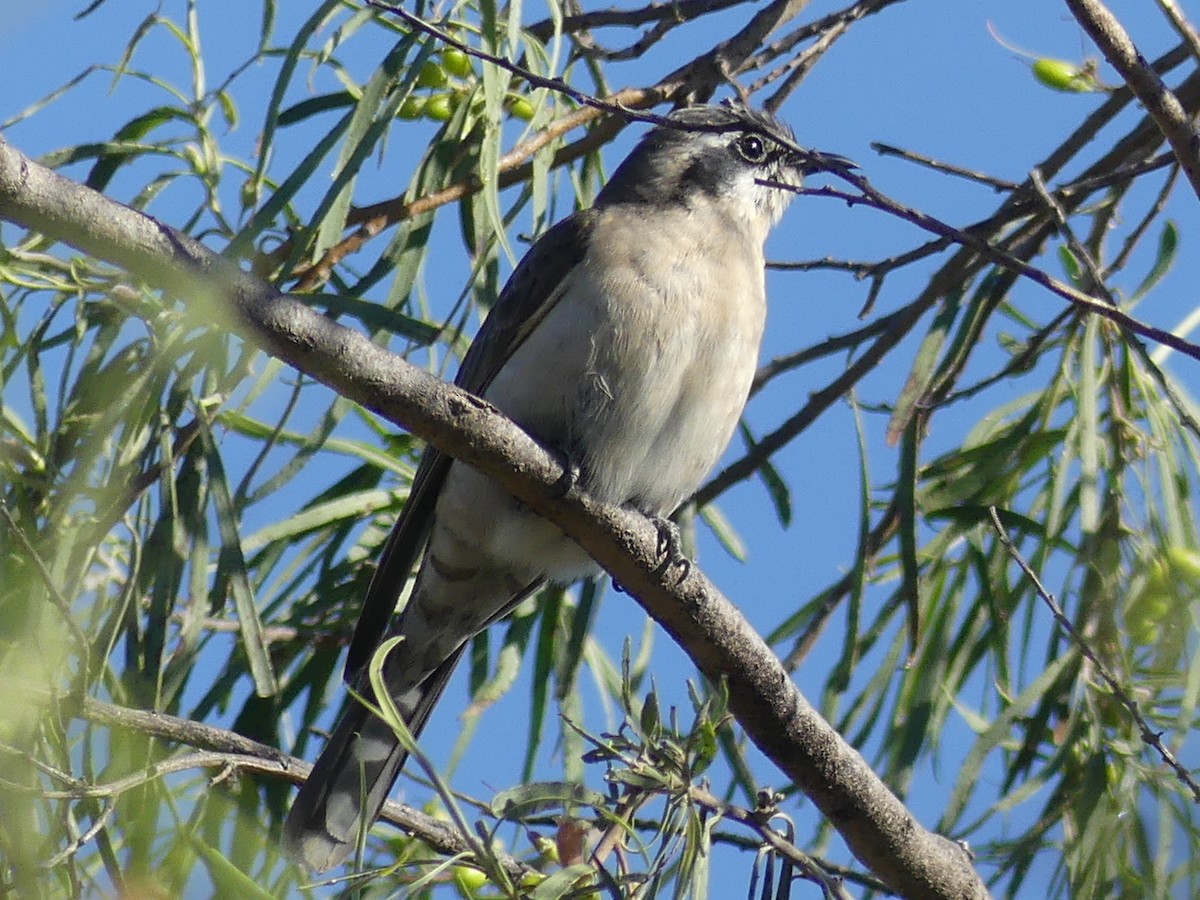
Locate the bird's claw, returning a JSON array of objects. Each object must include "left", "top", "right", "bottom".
[
  {"left": 609, "top": 512, "right": 691, "bottom": 593},
  {"left": 650, "top": 515, "right": 691, "bottom": 582},
  {"left": 553, "top": 450, "right": 581, "bottom": 498}
]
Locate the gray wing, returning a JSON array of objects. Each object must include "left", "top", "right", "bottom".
[{"left": 343, "top": 208, "right": 599, "bottom": 679}]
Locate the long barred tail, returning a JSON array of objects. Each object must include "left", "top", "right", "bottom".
[{"left": 283, "top": 651, "right": 461, "bottom": 872}]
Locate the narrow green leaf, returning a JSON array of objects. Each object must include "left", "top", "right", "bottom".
[
  {"left": 86, "top": 106, "right": 190, "bottom": 190},
  {"left": 697, "top": 502, "right": 746, "bottom": 562},
  {"left": 887, "top": 289, "right": 962, "bottom": 445},
  {"left": 311, "top": 33, "right": 421, "bottom": 261},
  {"left": 1131, "top": 219, "right": 1178, "bottom": 302},
  {"left": 522, "top": 587, "right": 562, "bottom": 782},
  {"left": 239, "top": 488, "right": 395, "bottom": 551},
  {"left": 526, "top": 864, "right": 596, "bottom": 899},
  {"left": 200, "top": 422, "right": 278, "bottom": 697},
  {"left": 314, "top": 291, "right": 440, "bottom": 343},
  {"left": 249, "top": 0, "right": 343, "bottom": 201},
  {"left": 490, "top": 782, "right": 607, "bottom": 819},
  {"left": 225, "top": 106, "right": 354, "bottom": 262},
  {"left": 1078, "top": 315, "right": 1101, "bottom": 534},
  {"left": 276, "top": 90, "right": 356, "bottom": 127},
  {"left": 898, "top": 420, "right": 921, "bottom": 658},
  {"left": 830, "top": 396, "right": 870, "bottom": 693},
  {"left": 478, "top": 0, "right": 514, "bottom": 264},
  {"left": 1058, "top": 245, "right": 1084, "bottom": 287},
  {"left": 557, "top": 578, "right": 599, "bottom": 701},
  {"left": 188, "top": 836, "right": 276, "bottom": 900}
]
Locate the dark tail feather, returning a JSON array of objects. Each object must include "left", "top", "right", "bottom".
[{"left": 283, "top": 649, "right": 462, "bottom": 872}]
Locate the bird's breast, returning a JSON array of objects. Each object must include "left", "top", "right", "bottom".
[{"left": 488, "top": 207, "right": 767, "bottom": 517}]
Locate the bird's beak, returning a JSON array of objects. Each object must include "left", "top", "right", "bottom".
[{"left": 796, "top": 149, "right": 857, "bottom": 176}]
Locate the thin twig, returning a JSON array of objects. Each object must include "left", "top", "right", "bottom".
[
  {"left": 786, "top": 177, "right": 1200, "bottom": 365},
  {"left": 759, "top": 20, "right": 847, "bottom": 111},
  {"left": 988, "top": 507, "right": 1200, "bottom": 802},
  {"left": 1105, "top": 162, "right": 1180, "bottom": 277},
  {"left": 936, "top": 309, "right": 1074, "bottom": 407},
  {"left": 1154, "top": 0, "right": 1200, "bottom": 67},
  {"left": 526, "top": 0, "right": 754, "bottom": 43},
  {"left": 741, "top": 0, "right": 905, "bottom": 78},
  {"left": 689, "top": 785, "right": 864, "bottom": 898},
  {"left": 0, "top": 746, "right": 294, "bottom": 800},
  {"left": 1066, "top": 0, "right": 1200, "bottom": 198},
  {"left": 1028, "top": 168, "right": 1114, "bottom": 301},
  {"left": 872, "top": 142, "right": 1021, "bottom": 191},
  {"left": 749, "top": 299, "right": 926, "bottom": 396},
  {"left": 168, "top": 612, "right": 341, "bottom": 645},
  {"left": 41, "top": 801, "right": 116, "bottom": 870},
  {"left": 25, "top": 692, "right": 536, "bottom": 879}
]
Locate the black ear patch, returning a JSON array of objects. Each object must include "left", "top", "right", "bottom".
[
  {"left": 676, "top": 131, "right": 782, "bottom": 203},
  {"left": 678, "top": 153, "right": 727, "bottom": 202}
]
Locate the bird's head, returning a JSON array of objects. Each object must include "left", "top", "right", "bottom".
[{"left": 597, "top": 102, "right": 837, "bottom": 242}]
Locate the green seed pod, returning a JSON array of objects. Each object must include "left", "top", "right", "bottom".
[
  {"left": 239, "top": 178, "right": 260, "bottom": 209},
  {"left": 507, "top": 96, "right": 535, "bottom": 121},
  {"left": 1166, "top": 546, "right": 1200, "bottom": 591},
  {"left": 453, "top": 865, "right": 488, "bottom": 897},
  {"left": 441, "top": 48, "right": 474, "bottom": 78},
  {"left": 397, "top": 96, "right": 426, "bottom": 120},
  {"left": 1125, "top": 559, "right": 1172, "bottom": 645},
  {"left": 1033, "top": 58, "right": 1099, "bottom": 93},
  {"left": 424, "top": 93, "right": 454, "bottom": 121},
  {"left": 415, "top": 59, "right": 449, "bottom": 88}
]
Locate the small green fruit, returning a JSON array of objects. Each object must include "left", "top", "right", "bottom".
[
  {"left": 441, "top": 48, "right": 474, "bottom": 78},
  {"left": 507, "top": 96, "right": 535, "bottom": 120},
  {"left": 398, "top": 96, "right": 426, "bottom": 119},
  {"left": 424, "top": 93, "right": 454, "bottom": 121},
  {"left": 1032, "top": 58, "right": 1103, "bottom": 93},
  {"left": 1166, "top": 546, "right": 1200, "bottom": 589},
  {"left": 520, "top": 871, "right": 547, "bottom": 890},
  {"left": 239, "top": 178, "right": 260, "bottom": 208},
  {"left": 453, "top": 865, "right": 488, "bottom": 897},
  {"left": 415, "top": 59, "right": 449, "bottom": 88},
  {"left": 1125, "top": 559, "right": 1172, "bottom": 645}
]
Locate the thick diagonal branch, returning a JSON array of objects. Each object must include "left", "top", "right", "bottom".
[{"left": 0, "top": 137, "right": 988, "bottom": 900}]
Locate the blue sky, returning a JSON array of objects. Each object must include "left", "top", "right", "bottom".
[{"left": 4, "top": 1, "right": 1199, "bottom": 896}]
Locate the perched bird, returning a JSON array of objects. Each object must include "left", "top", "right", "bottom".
[{"left": 285, "top": 101, "right": 832, "bottom": 872}]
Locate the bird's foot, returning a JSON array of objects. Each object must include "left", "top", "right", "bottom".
[
  {"left": 649, "top": 515, "right": 692, "bottom": 582},
  {"left": 609, "top": 510, "right": 691, "bottom": 592},
  {"left": 552, "top": 449, "right": 581, "bottom": 498}
]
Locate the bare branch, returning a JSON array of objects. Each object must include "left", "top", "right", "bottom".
[
  {"left": 871, "top": 142, "right": 1021, "bottom": 191},
  {"left": 526, "top": 0, "right": 754, "bottom": 43},
  {"left": 1154, "top": 0, "right": 1200, "bottom": 66},
  {"left": 787, "top": 175, "right": 1200, "bottom": 364},
  {"left": 52, "top": 693, "right": 536, "bottom": 879},
  {"left": 1066, "top": 0, "right": 1200, "bottom": 198}
]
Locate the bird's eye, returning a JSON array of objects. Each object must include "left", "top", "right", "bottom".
[{"left": 735, "top": 133, "right": 769, "bottom": 164}]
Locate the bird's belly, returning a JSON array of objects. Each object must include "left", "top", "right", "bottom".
[
  {"left": 566, "top": 254, "right": 765, "bottom": 515},
  {"left": 445, "top": 236, "right": 765, "bottom": 582}
]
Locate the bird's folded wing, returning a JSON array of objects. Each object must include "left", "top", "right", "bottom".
[{"left": 343, "top": 209, "right": 598, "bottom": 679}]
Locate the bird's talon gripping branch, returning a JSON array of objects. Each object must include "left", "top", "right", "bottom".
[
  {"left": 552, "top": 450, "right": 581, "bottom": 498},
  {"left": 651, "top": 515, "right": 692, "bottom": 581}
]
